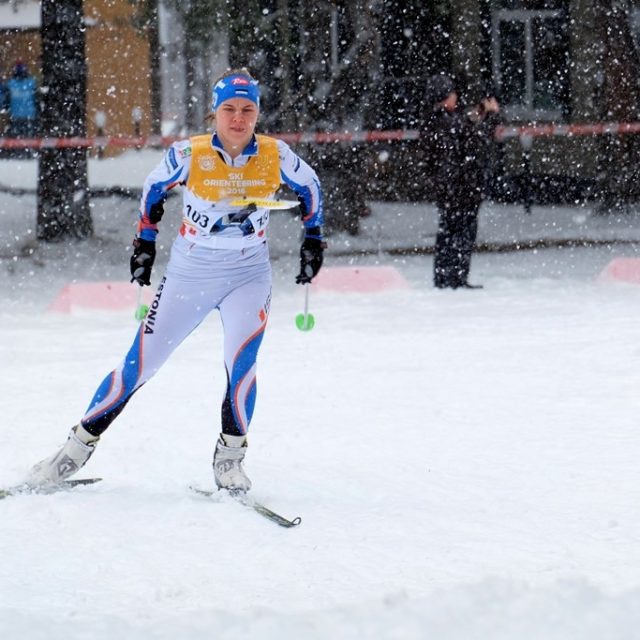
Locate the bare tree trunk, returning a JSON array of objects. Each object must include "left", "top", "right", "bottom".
[
  {"left": 277, "top": 0, "right": 296, "bottom": 130},
  {"left": 184, "top": 33, "right": 198, "bottom": 132},
  {"left": 37, "top": 0, "right": 92, "bottom": 241},
  {"left": 148, "top": 0, "right": 162, "bottom": 136},
  {"left": 597, "top": 0, "right": 640, "bottom": 211}
]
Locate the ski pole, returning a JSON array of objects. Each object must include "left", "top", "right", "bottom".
[
  {"left": 134, "top": 286, "right": 149, "bottom": 321},
  {"left": 295, "top": 284, "right": 315, "bottom": 331}
]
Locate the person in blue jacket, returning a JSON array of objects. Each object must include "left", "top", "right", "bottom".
[
  {"left": 6, "top": 60, "right": 38, "bottom": 138},
  {"left": 0, "top": 79, "right": 6, "bottom": 116}
]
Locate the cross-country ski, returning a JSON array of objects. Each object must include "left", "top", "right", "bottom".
[
  {"left": 0, "top": 478, "right": 102, "bottom": 500},
  {"left": 190, "top": 485, "right": 302, "bottom": 528}
]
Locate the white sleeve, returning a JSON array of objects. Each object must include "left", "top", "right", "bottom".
[
  {"left": 137, "top": 140, "right": 192, "bottom": 240},
  {"left": 277, "top": 139, "right": 324, "bottom": 228},
  {"left": 140, "top": 140, "right": 191, "bottom": 213}
]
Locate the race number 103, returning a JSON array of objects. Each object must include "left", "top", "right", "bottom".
[{"left": 184, "top": 204, "right": 212, "bottom": 230}]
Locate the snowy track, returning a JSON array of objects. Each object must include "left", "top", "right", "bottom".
[
  {"left": 3, "top": 157, "right": 640, "bottom": 636},
  {"left": 3, "top": 253, "right": 640, "bottom": 638}
]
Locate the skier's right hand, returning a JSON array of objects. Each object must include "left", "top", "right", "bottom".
[{"left": 130, "top": 238, "right": 156, "bottom": 286}]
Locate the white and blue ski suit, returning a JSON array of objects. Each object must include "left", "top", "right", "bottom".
[{"left": 79, "top": 132, "right": 323, "bottom": 438}]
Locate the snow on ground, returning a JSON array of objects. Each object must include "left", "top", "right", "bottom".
[{"left": 2, "top": 155, "right": 640, "bottom": 638}]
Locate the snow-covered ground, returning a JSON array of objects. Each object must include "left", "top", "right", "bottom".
[{"left": 2, "top": 154, "right": 640, "bottom": 638}]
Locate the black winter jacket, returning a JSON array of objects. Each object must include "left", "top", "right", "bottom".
[{"left": 421, "top": 106, "right": 500, "bottom": 212}]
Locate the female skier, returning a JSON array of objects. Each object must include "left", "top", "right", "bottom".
[{"left": 25, "top": 69, "right": 325, "bottom": 493}]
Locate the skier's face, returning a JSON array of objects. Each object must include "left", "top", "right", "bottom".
[{"left": 215, "top": 98, "right": 259, "bottom": 156}]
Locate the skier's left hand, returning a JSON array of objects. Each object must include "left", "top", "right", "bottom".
[{"left": 296, "top": 233, "right": 326, "bottom": 284}]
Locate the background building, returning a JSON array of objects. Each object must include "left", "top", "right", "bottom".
[
  {"left": 2, "top": 0, "right": 640, "bottom": 213},
  {"left": 0, "top": 0, "right": 155, "bottom": 142}
]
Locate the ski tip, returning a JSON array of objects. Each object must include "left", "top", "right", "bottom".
[
  {"left": 189, "top": 485, "right": 217, "bottom": 497},
  {"left": 67, "top": 477, "right": 102, "bottom": 486}
]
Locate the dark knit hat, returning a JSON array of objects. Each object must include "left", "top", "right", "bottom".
[{"left": 426, "top": 73, "right": 456, "bottom": 105}]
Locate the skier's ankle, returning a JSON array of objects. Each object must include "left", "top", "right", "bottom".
[
  {"left": 74, "top": 423, "right": 100, "bottom": 445},
  {"left": 220, "top": 433, "right": 247, "bottom": 448}
]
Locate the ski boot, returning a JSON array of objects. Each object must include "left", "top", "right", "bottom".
[
  {"left": 25, "top": 424, "right": 99, "bottom": 488},
  {"left": 213, "top": 433, "right": 251, "bottom": 493}
]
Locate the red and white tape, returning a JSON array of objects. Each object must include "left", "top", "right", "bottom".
[{"left": 1, "top": 121, "right": 639, "bottom": 150}]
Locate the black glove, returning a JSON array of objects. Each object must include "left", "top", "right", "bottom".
[
  {"left": 148, "top": 199, "right": 166, "bottom": 224},
  {"left": 296, "top": 231, "right": 326, "bottom": 284},
  {"left": 130, "top": 238, "right": 156, "bottom": 286},
  {"left": 145, "top": 187, "right": 167, "bottom": 224}
]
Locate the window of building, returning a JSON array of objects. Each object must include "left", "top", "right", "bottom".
[
  {"left": 493, "top": 7, "right": 569, "bottom": 121},
  {"left": 627, "top": 7, "right": 640, "bottom": 52}
]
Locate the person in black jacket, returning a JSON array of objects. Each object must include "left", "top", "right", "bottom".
[{"left": 422, "top": 73, "right": 500, "bottom": 289}]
